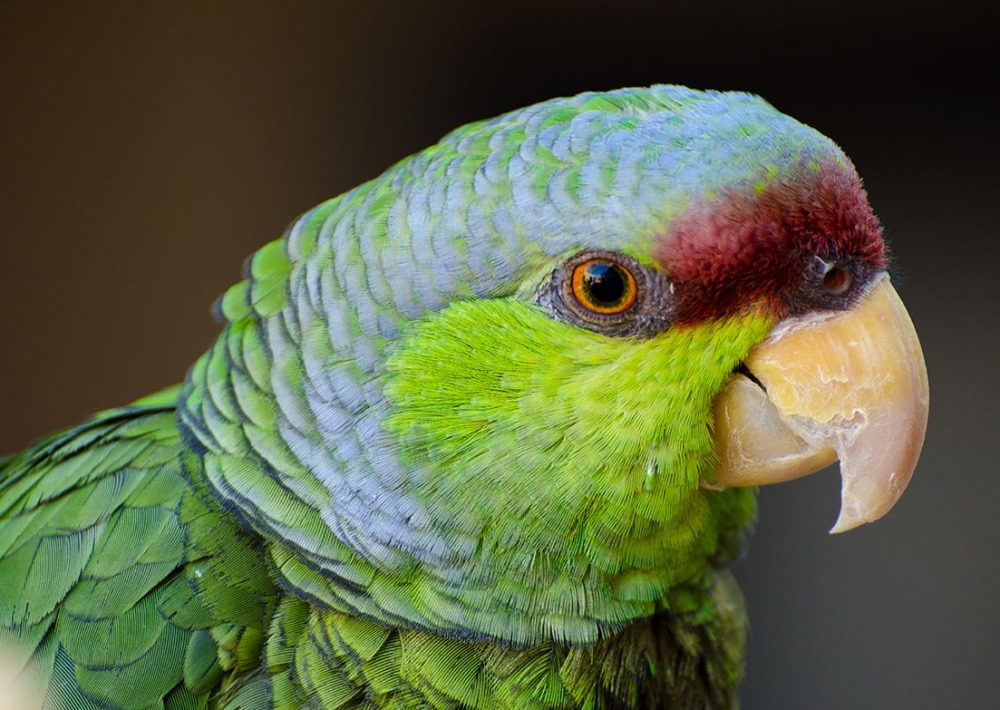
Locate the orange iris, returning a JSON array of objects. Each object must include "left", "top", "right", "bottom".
[{"left": 570, "top": 259, "right": 638, "bottom": 314}]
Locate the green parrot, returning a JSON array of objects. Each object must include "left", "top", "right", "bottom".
[{"left": 0, "top": 86, "right": 928, "bottom": 709}]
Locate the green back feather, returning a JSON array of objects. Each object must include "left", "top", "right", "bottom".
[{"left": 0, "top": 392, "right": 278, "bottom": 708}]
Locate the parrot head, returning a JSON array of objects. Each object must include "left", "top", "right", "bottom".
[{"left": 180, "top": 86, "right": 928, "bottom": 647}]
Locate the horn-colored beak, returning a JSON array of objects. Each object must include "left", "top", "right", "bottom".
[{"left": 712, "top": 275, "right": 929, "bottom": 532}]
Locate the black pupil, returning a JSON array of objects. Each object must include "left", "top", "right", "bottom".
[{"left": 584, "top": 263, "right": 625, "bottom": 304}]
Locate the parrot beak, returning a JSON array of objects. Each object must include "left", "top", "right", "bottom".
[{"left": 711, "top": 275, "right": 929, "bottom": 532}]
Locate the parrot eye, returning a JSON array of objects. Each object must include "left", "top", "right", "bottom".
[
  {"left": 571, "top": 259, "right": 638, "bottom": 314},
  {"left": 536, "top": 250, "right": 675, "bottom": 338}
]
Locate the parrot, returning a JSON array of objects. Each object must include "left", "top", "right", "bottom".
[{"left": 0, "top": 85, "right": 929, "bottom": 709}]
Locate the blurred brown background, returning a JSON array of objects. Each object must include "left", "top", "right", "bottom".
[{"left": 1, "top": 1, "right": 996, "bottom": 707}]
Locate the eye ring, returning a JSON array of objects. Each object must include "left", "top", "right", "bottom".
[{"left": 570, "top": 258, "right": 639, "bottom": 314}]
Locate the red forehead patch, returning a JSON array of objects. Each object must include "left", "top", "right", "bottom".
[{"left": 656, "top": 160, "right": 887, "bottom": 324}]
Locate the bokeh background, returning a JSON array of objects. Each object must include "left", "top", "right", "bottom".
[{"left": 1, "top": 2, "right": 996, "bottom": 707}]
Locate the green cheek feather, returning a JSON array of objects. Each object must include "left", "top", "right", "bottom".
[{"left": 381, "top": 296, "right": 772, "bottom": 643}]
